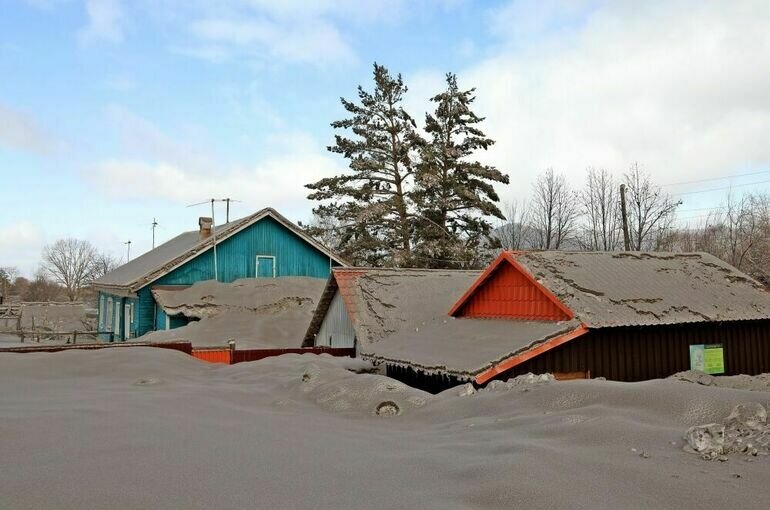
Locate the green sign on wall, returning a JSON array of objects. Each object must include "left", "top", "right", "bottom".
[{"left": 689, "top": 344, "right": 725, "bottom": 374}]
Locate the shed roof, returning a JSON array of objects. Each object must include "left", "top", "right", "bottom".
[
  {"left": 92, "top": 208, "right": 347, "bottom": 292},
  {"left": 303, "top": 267, "right": 584, "bottom": 381},
  {"left": 144, "top": 277, "right": 326, "bottom": 349},
  {"left": 509, "top": 251, "right": 770, "bottom": 327}
]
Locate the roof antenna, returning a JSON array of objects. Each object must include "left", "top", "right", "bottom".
[
  {"left": 223, "top": 198, "right": 241, "bottom": 223},
  {"left": 151, "top": 218, "right": 159, "bottom": 249},
  {"left": 187, "top": 198, "right": 238, "bottom": 281},
  {"left": 124, "top": 240, "right": 132, "bottom": 262}
]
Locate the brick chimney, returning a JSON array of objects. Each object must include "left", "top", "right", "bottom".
[{"left": 198, "top": 217, "right": 213, "bottom": 240}]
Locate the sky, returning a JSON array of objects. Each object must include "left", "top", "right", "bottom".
[{"left": 2, "top": 0, "right": 770, "bottom": 276}]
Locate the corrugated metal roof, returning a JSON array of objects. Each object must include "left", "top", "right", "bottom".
[
  {"left": 92, "top": 208, "right": 347, "bottom": 291},
  {"left": 362, "top": 318, "right": 579, "bottom": 379},
  {"left": 515, "top": 251, "right": 770, "bottom": 327},
  {"left": 303, "top": 267, "right": 580, "bottom": 378},
  {"left": 92, "top": 230, "right": 202, "bottom": 289}
]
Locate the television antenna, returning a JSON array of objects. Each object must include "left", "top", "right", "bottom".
[
  {"left": 124, "top": 240, "right": 132, "bottom": 262},
  {"left": 223, "top": 198, "right": 241, "bottom": 223},
  {"left": 151, "top": 218, "right": 159, "bottom": 249},
  {"left": 186, "top": 198, "right": 239, "bottom": 281}
]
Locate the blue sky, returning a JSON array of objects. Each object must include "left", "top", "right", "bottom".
[{"left": 2, "top": 0, "right": 770, "bottom": 276}]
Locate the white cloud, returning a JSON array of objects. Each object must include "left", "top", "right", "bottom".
[
  {"left": 91, "top": 152, "right": 342, "bottom": 215},
  {"left": 105, "top": 104, "right": 214, "bottom": 172},
  {"left": 188, "top": 17, "right": 356, "bottom": 67},
  {"left": 0, "top": 103, "right": 55, "bottom": 155},
  {"left": 178, "top": 0, "right": 464, "bottom": 67},
  {"left": 79, "top": 0, "right": 125, "bottom": 43},
  {"left": 0, "top": 221, "right": 45, "bottom": 277},
  {"left": 87, "top": 106, "right": 341, "bottom": 215},
  {"left": 448, "top": 0, "right": 770, "bottom": 202}
]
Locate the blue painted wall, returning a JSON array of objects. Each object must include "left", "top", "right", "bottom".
[
  {"left": 129, "top": 216, "right": 338, "bottom": 337},
  {"left": 97, "top": 291, "right": 138, "bottom": 342}
]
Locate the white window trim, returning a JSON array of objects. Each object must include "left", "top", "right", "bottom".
[
  {"left": 124, "top": 303, "right": 133, "bottom": 339},
  {"left": 106, "top": 297, "right": 113, "bottom": 332},
  {"left": 113, "top": 302, "right": 121, "bottom": 339},
  {"left": 99, "top": 296, "right": 105, "bottom": 329},
  {"left": 255, "top": 255, "right": 277, "bottom": 278}
]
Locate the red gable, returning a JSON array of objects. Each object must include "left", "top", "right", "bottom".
[{"left": 449, "top": 251, "right": 574, "bottom": 321}]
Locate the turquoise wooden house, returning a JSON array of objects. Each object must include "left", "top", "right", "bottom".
[{"left": 91, "top": 208, "right": 347, "bottom": 342}]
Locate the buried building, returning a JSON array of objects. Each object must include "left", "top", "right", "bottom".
[
  {"left": 303, "top": 252, "right": 770, "bottom": 392},
  {"left": 143, "top": 277, "right": 326, "bottom": 349},
  {"left": 92, "top": 208, "right": 346, "bottom": 342}
]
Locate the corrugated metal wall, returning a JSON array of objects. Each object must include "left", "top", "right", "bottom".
[
  {"left": 504, "top": 320, "right": 770, "bottom": 382},
  {"left": 134, "top": 216, "right": 338, "bottom": 336},
  {"left": 315, "top": 290, "right": 356, "bottom": 348},
  {"left": 456, "top": 262, "right": 569, "bottom": 320}
]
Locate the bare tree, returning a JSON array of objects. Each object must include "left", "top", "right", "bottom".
[
  {"left": 720, "top": 192, "right": 760, "bottom": 269},
  {"left": 24, "top": 270, "right": 65, "bottom": 302},
  {"left": 41, "top": 238, "right": 98, "bottom": 301},
  {"left": 0, "top": 266, "right": 18, "bottom": 304},
  {"left": 92, "top": 252, "right": 121, "bottom": 280},
  {"left": 580, "top": 168, "right": 622, "bottom": 251},
  {"left": 676, "top": 191, "right": 769, "bottom": 280},
  {"left": 495, "top": 200, "right": 531, "bottom": 251},
  {"left": 623, "top": 164, "right": 680, "bottom": 251},
  {"left": 530, "top": 169, "right": 580, "bottom": 249}
]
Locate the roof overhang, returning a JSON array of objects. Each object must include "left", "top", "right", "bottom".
[
  {"left": 90, "top": 284, "right": 138, "bottom": 298},
  {"left": 473, "top": 324, "right": 589, "bottom": 384}
]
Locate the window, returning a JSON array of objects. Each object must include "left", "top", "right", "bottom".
[
  {"left": 114, "top": 303, "right": 121, "bottom": 339},
  {"left": 256, "top": 255, "right": 276, "bottom": 278},
  {"left": 106, "top": 297, "right": 113, "bottom": 332},
  {"left": 125, "top": 303, "right": 133, "bottom": 339},
  {"left": 99, "top": 296, "right": 105, "bottom": 330}
]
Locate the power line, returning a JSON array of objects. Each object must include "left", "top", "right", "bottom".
[
  {"left": 662, "top": 169, "right": 770, "bottom": 187},
  {"left": 671, "top": 178, "right": 770, "bottom": 196},
  {"left": 677, "top": 206, "right": 725, "bottom": 213},
  {"left": 674, "top": 214, "right": 713, "bottom": 222}
]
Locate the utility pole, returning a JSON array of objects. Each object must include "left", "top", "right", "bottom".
[
  {"left": 151, "top": 218, "right": 158, "bottom": 249},
  {"left": 187, "top": 198, "right": 240, "bottom": 280},
  {"left": 188, "top": 198, "right": 237, "bottom": 282},
  {"left": 124, "top": 240, "right": 132, "bottom": 262},
  {"left": 210, "top": 199, "right": 218, "bottom": 281},
  {"left": 620, "top": 184, "right": 631, "bottom": 251}
]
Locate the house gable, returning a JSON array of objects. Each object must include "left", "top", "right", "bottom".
[
  {"left": 133, "top": 215, "right": 342, "bottom": 337},
  {"left": 449, "top": 252, "right": 573, "bottom": 321}
]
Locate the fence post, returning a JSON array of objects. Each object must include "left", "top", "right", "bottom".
[
  {"left": 228, "top": 339, "right": 236, "bottom": 365},
  {"left": 73, "top": 331, "right": 78, "bottom": 344}
]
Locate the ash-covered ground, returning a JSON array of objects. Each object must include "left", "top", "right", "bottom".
[{"left": 0, "top": 349, "right": 768, "bottom": 509}]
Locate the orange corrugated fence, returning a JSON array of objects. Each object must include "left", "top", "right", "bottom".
[{"left": 191, "top": 348, "right": 231, "bottom": 364}]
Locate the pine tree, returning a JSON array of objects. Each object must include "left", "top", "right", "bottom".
[
  {"left": 413, "top": 73, "right": 509, "bottom": 268},
  {"left": 306, "top": 63, "right": 421, "bottom": 266}
]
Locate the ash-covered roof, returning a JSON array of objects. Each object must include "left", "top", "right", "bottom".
[
  {"left": 362, "top": 318, "right": 578, "bottom": 379},
  {"left": 514, "top": 251, "right": 770, "bottom": 327},
  {"left": 92, "top": 208, "right": 347, "bottom": 291},
  {"left": 304, "top": 268, "right": 581, "bottom": 379},
  {"left": 144, "top": 277, "right": 326, "bottom": 348}
]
